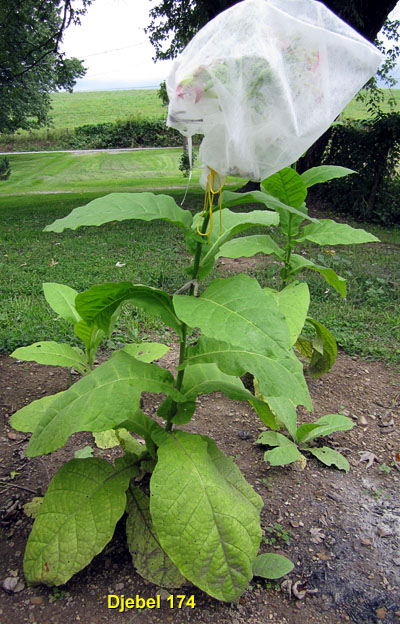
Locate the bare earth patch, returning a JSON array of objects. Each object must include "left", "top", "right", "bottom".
[{"left": 1, "top": 347, "right": 399, "bottom": 624}]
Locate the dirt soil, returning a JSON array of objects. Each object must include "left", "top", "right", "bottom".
[{"left": 1, "top": 345, "right": 399, "bottom": 624}]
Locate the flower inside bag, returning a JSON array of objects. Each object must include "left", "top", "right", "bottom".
[{"left": 166, "top": 0, "right": 382, "bottom": 184}]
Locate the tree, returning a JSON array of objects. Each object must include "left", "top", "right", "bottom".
[
  {"left": 0, "top": 0, "right": 91, "bottom": 134},
  {"left": 147, "top": 0, "right": 398, "bottom": 60}
]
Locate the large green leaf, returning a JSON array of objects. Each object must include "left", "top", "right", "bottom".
[
  {"left": 261, "top": 167, "right": 307, "bottom": 209},
  {"left": 174, "top": 275, "right": 311, "bottom": 407},
  {"left": 295, "top": 219, "right": 379, "bottom": 246},
  {"left": 10, "top": 392, "right": 65, "bottom": 433},
  {"left": 24, "top": 350, "right": 185, "bottom": 457},
  {"left": 120, "top": 342, "right": 169, "bottom": 362},
  {"left": 287, "top": 254, "right": 347, "bottom": 298},
  {"left": 150, "top": 431, "right": 262, "bottom": 602},
  {"left": 265, "top": 282, "right": 310, "bottom": 346},
  {"left": 302, "top": 317, "right": 338, "bottom": 377},
  {"left": 43, "top": 282, "right": 81, "bottom": 324},
  {"left": 24, "top": 457, "right": 136, "bottom": 586},
  {"left": 170, "top": 362, "right": 267, "bottom": 425},
  {"left": 76, "top": 282, "right": 183, "bottom": 338},
  {"left": 252, "top": 553, "right": 294, "bottom": 579},
  {"left": 221, "top": 190, "right": 319, "bottom": 225},
  {"left": 260, "top": 167, "right": 312, "bottom": 237},
  {"left": 301, "top": 165, "right": 355, "bottom": 188},
  {"left": 180, "top": 362, "right": 258, "bottom": 403},
  {"left": 296, "top": 414, "right": 354, "bottom": 444},
  {"left": 217, "top": 234, "right": 284, "bottom": 261},
  {"left": 174, "top": 274, "right": 291, "bottom": 357},
  {"left": 44, "top": 192, "right": 193, "bottom": 233},
  {"left": 126, "top": 486, "right": 185, "bottom": 588},
  {"left": 11, "top": 341, "right": 88, "bottom": 374},
  {"left": 183, "top": 336, "right": 312, "bottom": 409},
  {"left": 307, "top": 446, "right": 350, "bottom": 472}
]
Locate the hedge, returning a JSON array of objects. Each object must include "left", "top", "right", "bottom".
[
  {"left": 316, "top": 112, "right": 400, "bottom": 225},
  {"left": 65, "top": 116, "right": 200, "bottom": 150}
]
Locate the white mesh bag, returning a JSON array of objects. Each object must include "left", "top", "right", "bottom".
[{"left": 166, "top": 0, "right": 383, "bottom": 184}]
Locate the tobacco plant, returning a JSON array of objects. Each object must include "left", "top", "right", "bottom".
[
  {"left": 10, "top": 165, "right": 377, "bottom": 601},
  {"left": 217, "top": 165, "right": 379, "bottom": 376}
]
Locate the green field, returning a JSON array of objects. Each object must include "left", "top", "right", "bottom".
[
  {"left": 48, "top": 89, "right": 166, "bottom": 129},
  {"left": 49, "top": 87, "right": 400, "bottom": 128}
]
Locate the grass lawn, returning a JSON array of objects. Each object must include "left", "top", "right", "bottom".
[
  {"left": 0, "top": 149, "right": 208, "bottom": 194},
  {"left": 0, "top": 149, "right": 245, "bottom": 195},
  {"left": 49, "top": 89, "right": 166, "bottom": 128},
  {"left": 1, "top": 189, "right": 399, "bottom": 366}
]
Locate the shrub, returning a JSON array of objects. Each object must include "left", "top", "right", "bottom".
[
  {"left": 317, "top": 112, "right": 400, "bottom": 225},
  {"left": 0, "top": 155, "right": 11, "bottom": 180},
  {"left": 178, "top": 141, "right": 197, "bottom": 177},
  {"left": 65, "top": 116, "right": 202, "bottom": 150}
]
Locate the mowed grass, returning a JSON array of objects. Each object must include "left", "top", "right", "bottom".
[
  {"left": 0, "top": 149, "right": 209, "bottom": 194},
  {"left": 1, "top": 190, "right": 399, "bottom": 365}
]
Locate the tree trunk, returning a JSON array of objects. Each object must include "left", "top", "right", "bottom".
[{"left": 323, "top": 0, "right": 398, "bottom": 42}]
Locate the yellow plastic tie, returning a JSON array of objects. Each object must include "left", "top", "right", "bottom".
[{"left": 197, "top": 169, "right": 227, "bottom": 243}]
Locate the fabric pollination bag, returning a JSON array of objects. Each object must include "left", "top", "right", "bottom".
[{"left": 166, "top": 0, "right": 383, "bottom": 186}]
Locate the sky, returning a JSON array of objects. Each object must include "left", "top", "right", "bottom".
[
  {"left": 61, "top": 0, "right": 174, "bottom": 91},
  {"left": 62, "top": 0, "right": 400, "bottom": 92}
]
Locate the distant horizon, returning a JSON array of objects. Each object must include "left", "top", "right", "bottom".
[
  {"left": 65, "top": 77, "right": 398, "bottom": 95},
  {"left": 69, "top": 79, "right": 163, "bottom": 92}
]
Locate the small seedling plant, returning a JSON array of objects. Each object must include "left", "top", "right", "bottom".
[
  {"left": 10, "top": 165, "right": 377, "bottom": 601},
  {"left": 264, "top": 522, "right": 293, "bottom": 546}
]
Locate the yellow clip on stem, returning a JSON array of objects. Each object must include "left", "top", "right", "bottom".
[{"left": 197, "top": 169, "right": 227, "bottom": 243}]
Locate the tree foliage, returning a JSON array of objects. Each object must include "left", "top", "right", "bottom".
[
  {"left": 0, "top": 0, "right": 91, "bottom": 134},
  {"left": 146, "top": 0, "right": 398, "bottom": 61},
  {"left": 359, "top": 18, "right": 400, "bottom": 115}
]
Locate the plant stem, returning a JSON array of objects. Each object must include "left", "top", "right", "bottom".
[
  {"left": 280, "top": 214, "right": 293, "bottom": 290},
  {"left": 165, "top": 211, "right": 210, "bottom": 432}
]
